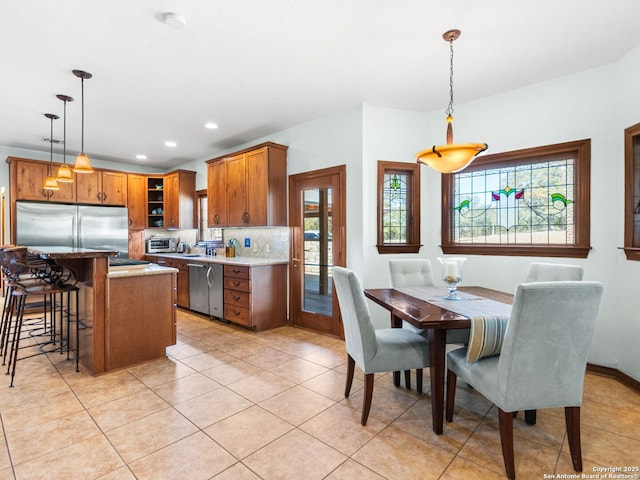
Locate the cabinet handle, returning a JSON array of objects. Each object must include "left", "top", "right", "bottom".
[
  {"left": 242, "top": 211, "right": 249, "bottom": 224},
  {"left": 232, "top": 281, "right": 241, "bottom": 287},
  {"left": 233, "top": 295, "right": 241, "bottom": 301},
  {"left": 213, "top": 214, "right": 220, "bottom": 225},
  {"left": 128, "top": 218, "right": 132, "bottom": 226},
  {"left": 102, "top": 192, "right": 107, "bottom": 201}
]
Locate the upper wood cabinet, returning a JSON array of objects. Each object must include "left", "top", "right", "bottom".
[
  {"left": 127, "top": 173, "right": 147, "bottom": 229},
  {"left": 7, "top": 157, "right": 76, "bottom": 202},
  {"left": 206, "top": 142, "right": 287, "bottom": 227},
  {"left": 163, "top": 170, "right": 196, "bottom": 229},
  {"left": 624, "top": 122, "right": 640, "bottom": 260},
  {"left": 76, "top": 170, "right": 127, "bottom": 205}
]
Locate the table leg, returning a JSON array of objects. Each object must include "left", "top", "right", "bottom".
[
  {"left": 428, "top": 328, "right": 446, "bottom": 434},
  {"left": 391, "top": 313, "right": 402, "bottom": 387}
]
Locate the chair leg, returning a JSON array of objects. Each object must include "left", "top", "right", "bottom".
[
  {"left": 445, "top": 369, "right": 457, "bottom": 422},
  {"left": 344, "top": 354, "right": 355, "bottom": 398},
  {"left": 416, "top": 368, "right": 423, "bottom": 394},
  {"left": 393, "top": 371, "right": 400, "bottom": 387},
  {"left": 524, "top": 409, "right": 537, "bottom": 425},
  {"left": 361, "top": 373, "right": 375, "bottom": 426},
  {"left": 498, "top": 408, "right": 516, "bottom": 480},
  {"left": 404, "top": 370, "right": 411, "bottom": 390},
  {"left": 565, "top": 406, "right": 582, "bottom": 472}
]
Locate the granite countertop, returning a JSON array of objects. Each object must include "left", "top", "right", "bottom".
[
  {"left": 27, "top": 246, "right": 117, "bottom": 259},
  {"left": 107, "top": 264, "right": 178, "bottom": 278},
  {"left": 145, "top": 253, "right": 289, "bottom": 267}
]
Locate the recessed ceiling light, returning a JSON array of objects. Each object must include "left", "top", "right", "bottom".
[
  {"left": 136, "top": 154, "right": 147, "bottom": 160},
  {"left": 164, "top": 12, "right": 186, "bottom": 29},
  {"left": 205, "top": 122, "right": 219, "bottom": 130},
  {"left": 164, "top": 141, "right": 177, "bottom": 147}
]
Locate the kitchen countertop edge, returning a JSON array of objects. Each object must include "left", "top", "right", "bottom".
[
  {"left": 145, "top": 253, "right": 289, "bottom": 267},
  {"left": 107, "top": 265, "right": 178, "bottom": 278}
]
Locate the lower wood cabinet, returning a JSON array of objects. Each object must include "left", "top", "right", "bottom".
[
  {"left": 223, "top": 263, "right": 287, "bottom": 330},
  {"left": 165, "top": 257, "right": 190, "bottom": 308}
]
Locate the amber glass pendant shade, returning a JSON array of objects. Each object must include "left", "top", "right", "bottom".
[
  {"left": 56, "top": 163, "right": 74, "bottom": 182},
  {"left": 43, "top": 175, "right": 60, "bottom": 190},
  {"left": 72, "top": 69, "right": 94, "bottom": 174},
  {"left": 416, "top": 29, "right": 487, "bottom": 174}
]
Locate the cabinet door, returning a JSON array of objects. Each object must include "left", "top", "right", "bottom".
[
  {"left": 127, "top": 174, "right": 147, "bottom": 229},
  {"left": 14, "top": 161, "right": 75, "bottom": 202},
  {"left": 128, "top": 229, "right": 145, "bottom": 259},
  {"left": 101, "top": 171, "right": 127, "bottom": 205},
  {"left": 207, "top": 160, "right": 227, "bottom": 227},
  {"left": 245, "top": 147, "right": 269, "bottom": 226},
  {"left": 164, "top": 173, "right": 180, "bottom": 228},
  {"left": 75, "top": 171, "right": 102, "bottom": 204},
  {"left": 226, "top": 153, "right": 248, "bottom": 226}
]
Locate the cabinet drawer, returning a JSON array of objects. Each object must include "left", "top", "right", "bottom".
[
  {"left": 224, "top": 277, "right": 250, "bottom": 292},
  {"left": 224, "top": 303, "right": 252, "bottom": 326},
  {"left": 224, "top": 265, "right": 250, "bottom": 279},
  {"left": 165, "top": 258, "right": 187, "bottom": 270},
  {"left": 224, "top": 290, "right": 250, "bottom": 308}
]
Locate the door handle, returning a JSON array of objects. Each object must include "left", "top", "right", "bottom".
[{"left": 206, "top": 266, "right": 214, "bottom": 287}]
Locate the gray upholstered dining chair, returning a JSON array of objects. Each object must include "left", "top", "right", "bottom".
[
  {"left": 333, "top": 266, "right": 430, "bottom": 425},
  {"left": 445, "top": 281, "right": 604, "bottom": 480},
  {"left": 526, "top": 262, "right": 583, "bottom": 282}
]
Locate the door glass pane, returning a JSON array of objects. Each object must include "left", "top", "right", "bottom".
[{"left": 303, "top": 187, "right": 333, "bottom": 316}]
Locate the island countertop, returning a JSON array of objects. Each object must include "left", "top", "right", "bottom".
[
  {"left": 27, "top": 246, "right": 117, "bottom": 259},
  {"left": 107, "top": 264, "right": 178, "bottom": 278}
]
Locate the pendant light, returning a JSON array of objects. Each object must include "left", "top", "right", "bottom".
[
  {"left": 43, "top": 113, "right": 60, "bottom": 191},
  {"left": 416, "top": 29, "right": 488, "bottom": 174},
  {"left": 72, "top": 69, "right": 94, "bottom": 173},
  {"left": 55, "top": 94, "right": 74, "bottom": 182}
]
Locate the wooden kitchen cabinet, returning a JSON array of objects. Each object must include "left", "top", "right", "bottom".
[
  {"left": 127, "top": 173, "right": 147, "bottom": 229},
  {"left": 165, "top": 257, "right": 190, "bottom": 308},
  {"left": 128, "top": 229, "right": 145, "bottom": 260},
  {"left": 223, "top": 263, "right": 287, "bottom": 330},
  {"left": 76, "top": 169, "right": 127, "bottom": 205},
  {"left": 7, "top": 157, "right": 76, "bottom": 202},
  {"left": 207, "top": 159, "right": 227, "bottom": 227},
  {"left": 164, "top": 170, "right": 196, "bottom": 229},
  {"left": 206, "top": 142, "right": 287, "bottom": 227}
]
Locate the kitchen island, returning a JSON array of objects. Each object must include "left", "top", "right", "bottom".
[{"left": 28, "top": 247, "right": 177, "bottom": 375}]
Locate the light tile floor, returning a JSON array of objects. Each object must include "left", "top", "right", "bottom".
[{"left": 0, "top": 309, "right": 639, "bottom": 479}]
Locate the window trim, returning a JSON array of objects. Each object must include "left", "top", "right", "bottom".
[
  {"left": 441, "top": 139, "right": 591, "bottom": 258},
  {"left": 376, "top": 160, "right": 421, "bottom": 254}
]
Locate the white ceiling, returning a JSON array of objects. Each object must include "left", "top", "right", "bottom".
[{"left": 2, "top": 0, "right": 640, "bottom": 169}]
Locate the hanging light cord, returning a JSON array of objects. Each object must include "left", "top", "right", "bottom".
[
  {"left": 49, "top": 117, "right": 54, "bottom": 174},
  {"left": 445, "top": 36, "right": 455, "bottom": 118},
  {"left": 62, "top": 99, "right": 67, "bottom": 163}
]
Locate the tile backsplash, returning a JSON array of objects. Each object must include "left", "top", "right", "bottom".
[{"left": 223, "top": 227, "right": 290, "bottom": 259}]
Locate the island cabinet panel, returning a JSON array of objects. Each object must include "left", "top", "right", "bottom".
[
  {"left": 223, "top": 263, "right": 287, "bottom": 330},
  {"left": 105, "top": 273, "right": 177, "bottom": 371},
  {"left": 128, "top": 229, "right": 145, "bottom": 260},
  {"left": 76, "top": 170, "right": 127, "bottom": 205},
  {"left": 206, "top": 142, "right": 287, "bottom": 227},
  {"left": 8, "top": 157, "right": 76, "bottom": 202},
  {"left": 127, "top": 173, "right": 147, "bottom": 229}
]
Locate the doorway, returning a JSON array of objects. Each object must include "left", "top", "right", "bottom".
[{"left": 289, "top": 166, "right": 346, "bottom": 337}]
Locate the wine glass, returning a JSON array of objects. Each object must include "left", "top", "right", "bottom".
[{"left": 437, "top": 257, "right": 467, "bottom": 300}]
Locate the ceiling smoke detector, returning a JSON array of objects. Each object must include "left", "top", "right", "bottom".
[{"left": 164, "top": 12, "right": 186, "bottom": 29}]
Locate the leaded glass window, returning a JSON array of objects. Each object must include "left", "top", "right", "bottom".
[
  {"left": 377, "top": 161, "right": 421, "bottom": 254},
  {"left": 441, "top": 139, "right": 591, "bottom": 257}
]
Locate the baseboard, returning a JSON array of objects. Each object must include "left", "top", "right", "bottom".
[{"left": 587, "top": 363, "right": 640, "bottom": 394}]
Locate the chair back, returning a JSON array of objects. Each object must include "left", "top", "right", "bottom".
[
  {"left": 333, "top": 267, "right": 378, "bottom": 367},
  {"left": 525, "top": 262, "right": 583, "bottom": 282},
  {"left": 388, "top": 259, "right": 435, "bottom": 288},
  {"left": 497, "top": 281, "right": 603, "bottom": 411}
]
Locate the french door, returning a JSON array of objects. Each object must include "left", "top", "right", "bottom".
[{"left": 289, "top": 166, "right": 346, "bottom": 337}]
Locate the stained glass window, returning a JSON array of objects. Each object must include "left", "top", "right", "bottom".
[
  {"left": 377, "top": 161, "right": 421, "bottom": 254},
  {"left": 441, "top": 139, "right": 591, "bottom": 258}
]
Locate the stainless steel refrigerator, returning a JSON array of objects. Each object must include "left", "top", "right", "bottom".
[{"left": 15, "top": 201, "right": 129, "bottom": 258}]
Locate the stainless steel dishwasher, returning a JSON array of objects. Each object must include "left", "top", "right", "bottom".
[{"left": 188, "top": 262, "right": 223, "bottom": 318}]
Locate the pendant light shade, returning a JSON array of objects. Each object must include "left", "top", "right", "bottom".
[
  {"left": 55, "top": 94, "right": 74, "bottom": 183},
  {"left": 72, "top": 69, "right": 94, "bottom": 174},
  {"left": 416, "top": 29, "right": 487, "bottom": 174},
  {"left": 43, "top": 113, "right": 60, "bottom": 191}
]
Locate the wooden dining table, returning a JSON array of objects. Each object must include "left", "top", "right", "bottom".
[{"left": 364, "top": 286, "right": 513, "bottom": 434}]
